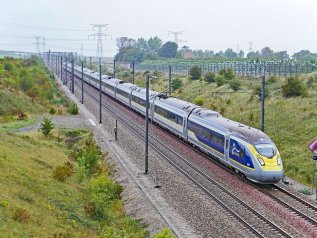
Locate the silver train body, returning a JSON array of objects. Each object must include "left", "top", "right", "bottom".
[{"left": 66, "top": 63, "right": 284, "bottom": 184}]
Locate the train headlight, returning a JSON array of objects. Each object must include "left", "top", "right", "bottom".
[
  {"left": 277, "top": 157, "right": 282, "bottom": 166},
  {"left": 257, "top": 158, "right": 265, "bottom": 166}
]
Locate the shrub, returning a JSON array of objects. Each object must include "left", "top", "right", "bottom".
[
  {"left": 306, "top": 76, "right": 314, "bottom": 87},
  {"left": 282, "top": 76, "right": 308, "bottom": 98},
  {"left": 204, "top": 72, "right": 216, "bottom": 83},
  {"left": 53, "top": 163, "right": 74, "bottom": 182},
  {"left": 49, "top": 107, "right": 56, "bottom": 114},
  {"left": 219, "top": 68, "right": 235, "bottom": 80},
  {"left": 122, "top": 71, "right": 130, "bottom": 78},
  {"left": 215, "top": 75, "right": 225, "bottom": 87},
  {"left": 154, "top": 228, "right": 174, "bottom": 238},
  {"left": 12, "top": 208, "right": 30, "bottom": 223},
  {"left": 171, "top": 78, "right": 183, "bottom": 91},
  {"left": 77, "top": 137, "right": 102, "bottom": 174},
  {"left": 194, "top": 97, "right": 204, "bottom": 106},
  {"left": 189, "top": 65, "right": 202, "bottom": 80},
  {"left": 88, "top": 173, "right": 123, "bottom": 218},
  {"left": 69, "top": 101, "right": 79, "bottom": 115},
  {"left": 229, "top": 79, "right": 241, "bottom": 92},
  {"left": 40, "top": 118, "right": 54, "bottom": 136},
  {"left": 253, "top": 85, "right": 269, "bottom": 99},
  {"left": 267, "top": 76, "right": 278, "bottom": 84}
]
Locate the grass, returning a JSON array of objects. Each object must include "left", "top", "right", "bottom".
[
  {"left": 133, "top": 71, "right": 317, "bottom": 187},
  {"left": 0, "top": 116, "right": 36, "bottom": 133},
  {"left": 0, "top": 129, "right": 149, "bottom": 237}
]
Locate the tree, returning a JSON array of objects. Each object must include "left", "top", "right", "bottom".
[
  {"left": 171, "top": 78, "right": 183, "bottom": 91},
  {"left": 148, "top": 37, "right": 162, "bottom": 52},
  {"left": 219, "top": 68, "right": 235, "bottom": 80},
  {"left": 115, "top": 46, "right": 143, "bottom": 63},
  {"left": 189, "top": 65, "right": 202, "bottom": 80},
  {"left": 116, "top": 37, "right": 136, "bottom": 51},
  {"left": 282, "top": 76, "right": 308, "bottom": 98},
  {"left": 204, "top": 72, "right": 216, "bottom": 83},
  {"left": 261, "top": 47, "right": 274, "bottom": 58},
  {"left": 41, "top": 118, "right": 54, "bottom": 136},
  {"left": 238, "top": 50, "right": 245, "bottom": 59},
  {"left": 159, "top": 42, "right": 178, "bottom": 58},
  {"left": 293, "top": 50, "right": 317, "bottom": 62},
  {"left": 247, "top": 51, "right": 261, "bottom": 59},
  {"left": 224, "top": 48, "right": 238, "bottom": 59},
  {"left": 136, "top": 37, "right": 148, "bottom": 52},
  {"left": 273, "top": 51, "right": 289, "bottom": 60}
]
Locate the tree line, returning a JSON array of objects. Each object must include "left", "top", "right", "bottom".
[{"left": 114, "top": 36, "right": 317, "bottom": 64}]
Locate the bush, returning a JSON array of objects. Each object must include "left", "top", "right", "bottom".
[
  {"left": 69, "top": 101, "right": 79, "bottom": 115},
  {"left": 215, "top": 75, "right": 225, "bottom": 87},
  {"left": 282, "top": 76, "right": 308, "bottom": 98},
  {"left": 171, "top": 78, "right": 183, "bottom": 91},
  {"left": 77, "top": 137, "right": 102, "bottom": 174},
  {"left": 189, "top": 65, "right": 202, "bottom": 80},
  {"left": 53, "top": 163, "right": 74, "bottom": 181},
  {"left": 229, "top": 79, "right": 241, "bottom": 92},
  {"left": 204, "top": 72, "right": 216, "bottom": 83},
  {"left": 194, "top": 97, "right": 204, "bottom": 106},
  {"left": 253, "top": 85, "right": 269, "bottom": 99},
  {"left": 40, "top": 118, "right": 54, "bottom": 136},
  {"left": 12, "top": 208, "right": 30, "bottom": 223},
  {"left": 219, "top": 68, "right": 235, "bottom": 80},
  {"left": 267, "top": 76, "right": 278, "bottom": 84},
  {"left": 49, "top": 107, "right": 56, "bottom": 114},
  {"left": 88, "top": 173, "right": 123, "bottom": 218}
]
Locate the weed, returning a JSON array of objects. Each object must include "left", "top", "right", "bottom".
[
  {"left": 57, "top": 107, "right": 63, "bottom": 115},
  {"left": 154, "top": 228, "right": 175, "bottom": 238},
  {"left": 194, "top": 97, "right": 204, "bottom": 106},
  {"left": 53, "top": 163, "right": 74, "bottom": 182},
  {"left": 12, "top": 207, "right": 31, "bottom": 223},
  {"left": 0, "top": 200, "right": 9, "bottom": 208},
  {"left": 40, "top": 118, "right": 54, "bottom": 136},
  {"left": 69, "top": 101, "right": 79, "bottom": 115},
  {"left": 299, "top": 188, "right": 313, "bottom": 196},
  {"left": 49, "top": 107, "right": 56, "bottom": 114},
  {"left": 18, "top": 192, "right": 34, "bottom": 204}
]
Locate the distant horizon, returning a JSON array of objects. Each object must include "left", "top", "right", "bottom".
[{"left": 0, "top": 0, "right": 316, "bottom": 57}]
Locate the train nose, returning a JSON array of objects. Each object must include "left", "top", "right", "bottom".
[{"left": 260, "top": 170, "right": 284, "bottom": 184}]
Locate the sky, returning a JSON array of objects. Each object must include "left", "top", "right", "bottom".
[{"left": 0, "top": 0, "right": 316, "bottom": 57}]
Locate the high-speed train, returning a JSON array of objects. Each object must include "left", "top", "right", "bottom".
[{"left": 66, "top": 63, "right": 284, "bottom": 184}]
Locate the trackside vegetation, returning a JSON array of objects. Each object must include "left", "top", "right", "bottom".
[
  {"left": 0, "top": 127, "right": 174, "bottom": 237},
  {"left": 0, "top": 56, "right": 70, "bottom": 132},
  {"left": 0, "top": 57, "right": 174, "bottom": 237}
]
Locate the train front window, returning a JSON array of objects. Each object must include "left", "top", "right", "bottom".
[{"left": 254, "top": 144, "right": 276, "bottom": 158}]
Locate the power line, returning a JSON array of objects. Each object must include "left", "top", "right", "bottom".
[
  {"left": 89, "top": 24, "right": 112, "bottom": 60},
  {"left": 168, "top": 31, "right": 186, "bottom": 45}
]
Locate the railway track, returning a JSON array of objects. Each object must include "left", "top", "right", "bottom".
[{"left": 70, "top": 75, "right": 293, "bottom": 237}]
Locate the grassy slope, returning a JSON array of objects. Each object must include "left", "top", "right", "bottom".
[
  {"left": 133, "top": 72, "right": 317, "bottom": 187},
  {"left": 0, "top": 130, "right": 148, "bottom": 238}
]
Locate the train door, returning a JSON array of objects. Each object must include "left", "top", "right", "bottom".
[{"left": 224, "top": 131, "right": 231, "bottom": 164}]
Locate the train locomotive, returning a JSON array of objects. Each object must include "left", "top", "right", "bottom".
[{"left": 66, "top": 63, "right": 284, "bottom": 184}]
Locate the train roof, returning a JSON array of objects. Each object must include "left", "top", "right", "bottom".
[
  {"left": 117, "top": 82, "right": 137, "bottom": 91},
  {"left": 156, "top": 96, "right": 199, "bottom": 113},
  {"left": 132, "top": 86, "right": 159, "bottom": 98},
  {"left": 207, "top": 115, "right": 272, "bottom": 144}
]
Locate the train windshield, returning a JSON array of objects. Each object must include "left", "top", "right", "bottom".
[{"left": 254, "top": 144, "right": 276, "bottom": 158}]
